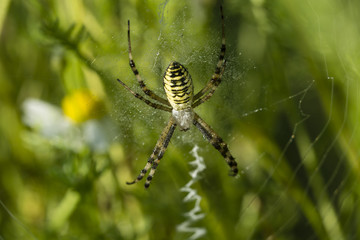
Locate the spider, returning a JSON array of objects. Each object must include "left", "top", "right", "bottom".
[{"left": 117, "top": 5, "right": 238, "bottom": 188}]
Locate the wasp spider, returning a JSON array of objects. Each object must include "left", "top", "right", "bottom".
[{"left": 117, "top": 5, "right": 238, "bottom": 188}]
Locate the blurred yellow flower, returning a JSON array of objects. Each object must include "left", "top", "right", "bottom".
[{"left": 62, "top": 89, "right": 104, "bottom": 123}]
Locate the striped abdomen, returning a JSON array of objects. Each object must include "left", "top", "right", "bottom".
[
  {"left": 163, "top": 61, "right": 194, "bottom": 131},
  {"left": 163, "top": 61, "right": 193, "bottom": 110}
]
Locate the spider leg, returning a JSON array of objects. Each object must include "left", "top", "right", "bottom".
[
  {"left": 193, "top": 5, "right": 226, "bottom": 104},
  {"left": 192, "top": 60, "right": 226, "bottom": 108},
  {"left": 127, "top": 20, "right": 170, "bottom": 106},
  {"left": 117, "top": 79, "right": 172, "bottom": 112},
  {"left": 193, "top": 113, "right": 238, "bottom": 176},
  {"left": 126, "top": 116, "right": 177, "bottom": 188}
]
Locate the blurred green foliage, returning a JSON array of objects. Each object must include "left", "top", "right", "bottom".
[{"left": 1, "top": 0, "right": 360, "bottom": 239}]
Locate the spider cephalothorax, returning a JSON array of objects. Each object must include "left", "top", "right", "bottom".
[{"left": 117, "top": 5, "right": 238, "bottom": 188}]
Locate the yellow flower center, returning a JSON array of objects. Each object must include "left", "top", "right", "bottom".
[{"left": 62, "top": 90, "right": 104, "bottom": 123}]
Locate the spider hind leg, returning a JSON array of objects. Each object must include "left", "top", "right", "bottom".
[
  {"left": 126, "top": 117, "right": 177, "bottom": 188},
  {"left": 126, "top": 161, "right": 152, "bottom": 185},
  {"left": 193, "top": 113, "right": 238, "bottom": 176}
]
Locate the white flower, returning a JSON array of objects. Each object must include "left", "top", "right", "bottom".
[{"left": 22, "top": 98, "right": 113, "bottom": 154}]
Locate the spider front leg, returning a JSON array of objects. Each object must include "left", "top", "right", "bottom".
[
  {"left": 192, "top": 60, "right": 226, "bottom": 108},
  {"left": 127, "top": 116, "right": 177, "bottom": 188},
  {"left": 193, "top": 113, "right": 238, "bottom": 176},
  {"left": 127, "top": 20, "right": 170, "bottom": 106},
  {"left": 117, "top": 79, "right": 172, "bottom": 112},
  {"left": 193, "top": 5, "right": 226, "bottom": 106}
]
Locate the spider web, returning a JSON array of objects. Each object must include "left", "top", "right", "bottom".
[
  {"left": 231, "top": 1, "right": 358, "bottom": 239},
  {"left": 1, "top": 0, "right": 359, "bottom": 239},
  {"left": 150, "top": 1, "right": 357, "bottom": 240},
  {"left": 242, "top": 5, "right": 356, "bottom": 240},
  {"left": 176, "top": 145, "right": 207, "bottom": 240},
  {"left": 110, "top": 0, "right": 359, "bottom": 239}
]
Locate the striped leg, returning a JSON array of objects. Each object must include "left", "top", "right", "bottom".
[
  {"left": 117, "top": 79, "right": 172, "bottom": 112},
  {"left": 193, "top": 5, "right": 226, "bottom": 103},
  {"left": 127, "top": 116, "right": 177, "bottom": 188},
  {"left": 192, "top": 60, "right": 226, "bottom": 108},
  {"left": 193, "top": 113, "right": 238, "bottom": 176},
  {"left": 127, "top": 20, "right": 170, "bottom": 106}
]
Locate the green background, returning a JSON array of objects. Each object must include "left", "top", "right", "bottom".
[{"left": 1, "top": 0, "right": 359, "bottom": 239}]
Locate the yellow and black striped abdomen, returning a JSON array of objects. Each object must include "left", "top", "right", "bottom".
[{"left": 163, "top": 61, "right": 193, "bottom": 111}]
